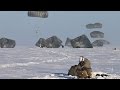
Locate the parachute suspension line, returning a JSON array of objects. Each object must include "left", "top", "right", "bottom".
[
  {"left": 28, "top": 11, "right": 48, "bottom": 40},
  {"left": 34, "top": 26, "right": 40, "bottom": 40},
  {"left": 35, "top": 19, "right": 45, "bottom": 40},
  {"left": 37, "top": 17, "right": 46, "bottom": 39}
]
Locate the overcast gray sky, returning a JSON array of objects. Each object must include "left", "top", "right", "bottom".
[{"left": 0, "top": 11, "right": 119, "bottom": 46}]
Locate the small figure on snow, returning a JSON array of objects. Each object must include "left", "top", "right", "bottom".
[
  {"left": 113, "top": 48, "right": 116, "bottom": 50},
  {"left": 61, "top": 45, "right": 64, "bottom": 48}
]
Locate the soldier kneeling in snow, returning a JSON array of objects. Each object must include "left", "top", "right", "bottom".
[
  {"left": 77, "top": 56, "right": 92, "bottom": 78},
  {"left": 68, "top": 56, "right": 92, "bottom": 79}
]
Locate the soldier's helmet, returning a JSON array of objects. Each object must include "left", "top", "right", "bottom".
[{"left": 79, "top": 56, "right": 85, "bottom": 62}]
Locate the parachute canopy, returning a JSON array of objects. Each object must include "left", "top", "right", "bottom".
[
  {"left": 86, "top": 23, "right": 102, "bottom": 29},
  {"left": 28, "top": 11, "right": 48, "bottom": 18},
  {"left": 90, "top": 31, "right": 104, "bottom": 38}
]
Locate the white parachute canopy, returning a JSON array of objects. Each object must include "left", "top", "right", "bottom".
[{"left": 28, "top": 11, "right": 48, "bottom": 18}]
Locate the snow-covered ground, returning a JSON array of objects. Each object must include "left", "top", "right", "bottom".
[{"left": 0, "top": 46, "right": 120, "bottom": 79}]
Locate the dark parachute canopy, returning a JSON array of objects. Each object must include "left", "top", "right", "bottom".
[
  {"left": 90, "top": 31, "right": 104, "bottom": 38},
  {"left": 28, "top": 11, "right": 48, "bottom": 18},
  {"left": 86, "top": 23, "right": 102, "bottom": 29}
]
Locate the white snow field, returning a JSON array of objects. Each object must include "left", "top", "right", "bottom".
[{"left": 0, "top": 46, "right": 120, "bottom": 79}]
